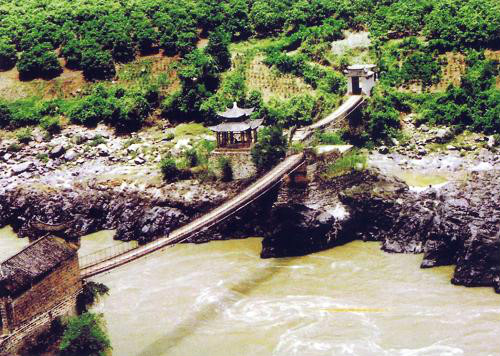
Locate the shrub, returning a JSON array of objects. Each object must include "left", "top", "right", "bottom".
[
  {"left": 36, "top": 153, "right": 49, "bottom": 162},
  {"left": 318, "top": 70, "right": 347, "bottom": 95},
  {"left": 205, "top": 28, "right": 232, "bottom": 71},
  {"left": 184, "top": 148, "right": 199, "bottom": 167},
  {"left": 400, "top": 51, "right": 441, "bottom": 87},
  {"left": 17, "top": 43, "right": 62, "bottom": 80},
  {"left": 0, "top": 102, "right": 13, "bottom": 127},
  {"left": 20, "top": 318, "right": 65, "bottom": 356},
  {"left": 218, "top": 156, "right": 233, "bottom": 181},
  {"left": 323, "top": 149, "right": 367, "bottom": 178},
  {"left": 251, "top": 126, "right": 287, "bottom": 172},
  {"left": 69, "top": 94, "right": 116, "bottom": 127},
  {"left": 76, "top": 281, "right": 110, "bottom": 314},
  {"left": 362, "top": 89, "right": 401, "bottom": 142},
  {"left": 0, "top": 40, "right": 17, "bottom": 70},
  {"left": 81, "top": 48, "right": 116, "bottom": 80},
  {"left": 40, "top": 116, "right": 62, "bottom": 134},
  {"left": 61, "top": 39, "right": 83, "bottom": 69},
  {"left": 316, "top": 131, "right": 345, "bottom": 145},
  {"left": 88, "top": 135, "right": 107, "bottom": 147},
  {"left": 59, "top": 313, "right": 111, "bottom": 356},
  {"left": 8, "top": 143, "right": 21, "bottom": 152},
  {"left": 111, "top": 92, "right": 150, "bottom": 132},
  {"left": 16, "top": 127, "right": 33, "bottom": 144},
  {"left": 160, "top": 157, "right": 180, "bottom": 182}
]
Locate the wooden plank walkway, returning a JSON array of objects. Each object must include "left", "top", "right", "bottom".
[{"left": 292, "top": 95, "right": 364, "bottom": 142}]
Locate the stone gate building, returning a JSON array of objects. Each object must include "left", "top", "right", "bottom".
[{"left": 0, "top": 236, "right": 81, "bottom": 354}]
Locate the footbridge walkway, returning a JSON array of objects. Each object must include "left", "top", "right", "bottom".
[
  {"left": 292, "top": 95, "right": 364, "bottom": 142},
  {"left": 80, "top": 95, "right": 365, "bottom": 278},
  {"left": 81, "top": 154, "right": 304, "bottom": 278}
]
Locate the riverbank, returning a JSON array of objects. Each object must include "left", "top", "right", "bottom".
[
  {"left": 258, "top": 148, "right": 500, "bottom": 294},
  {"left": 1, "top": 123, "right": 499, "bottom": 294},
  {"left": 0, "top": 124, "right": 248, "bottom": 244}
]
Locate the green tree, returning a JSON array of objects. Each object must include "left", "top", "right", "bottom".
[
  {"left": 218, "top": 156, "right": 233, "bottom": 181},
  {"left": 109, "top": 31, "right": 136, "bottom": 63},
  {"left": 59, "top": 313, "right": 111, "bottom": 356},
  {"left": 61, "top": 39, "right": 83, "bottom": 69},
  {"left": 81, "top": 47, "right": 116, "bottom": 80},
  {"left": 133, "top": 18, "right": 158, "bottom": 53},
  {"left": 205, "top": 28, "right": 232, "bottom": 71},
  {"left": 0, "top": 40, "right": 17, "bottom": 70},
  {"left": 363, "top": 90, "right": 401, "bottom": 142},
  {"left": 17, "top": 43, "right": 62, "bottom": 80},
  {"left": 251, "top": 126, "right": 288, "bottom": 172},
  {"left": 160, "top": 157, "right": 180, "bottom": 182},
  {"left": 0, "top": 102, "right": 13, "bottom": 127}
]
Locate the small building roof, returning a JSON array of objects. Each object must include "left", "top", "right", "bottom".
[
  {"left": 218, "top": 102, "right": 255, "bottom": 119},
  {"left": 209, "top": 119, "right": 264, "bottom": 133},
  {"left": 0, "top": 236, "right": 78, "bottom": 298},
  {"left": 346, "top": 64, "right": 378, "bottom": 77}
]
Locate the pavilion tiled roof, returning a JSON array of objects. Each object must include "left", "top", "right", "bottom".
[
  {"left": 217, "top": 102, "right": 255, "bottom": 119},
  {"left": 209, "top": 119, "right": 264, "bottom": 133}
]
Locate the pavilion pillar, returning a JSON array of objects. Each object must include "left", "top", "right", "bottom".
[{"left": 230, "top": 132, "right": 234, "bottom": 144}]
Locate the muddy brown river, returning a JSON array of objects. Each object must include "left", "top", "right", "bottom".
[{"left": 1, "top": 229, "right": 499, "bottom": 356}]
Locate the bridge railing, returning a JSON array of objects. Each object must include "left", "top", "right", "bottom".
[{"left": 79, "top": 241, "right": 139, "bottom": 269}]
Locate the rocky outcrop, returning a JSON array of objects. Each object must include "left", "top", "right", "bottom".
[
  {"left": 259, "top": 168, "right": 500, "bottom": 294},
  {"left": 0, "top": 179, "right": 245, "bottom": 245}
]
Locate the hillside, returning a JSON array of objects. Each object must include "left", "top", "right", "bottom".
[{"left": 0, "top": 0, "right": 499, "bottom": 147}]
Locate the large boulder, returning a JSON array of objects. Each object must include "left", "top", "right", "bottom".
[
  {"left": 11, "top": 162, "right": 35, "bottom": 175},
  {"left": 49, "top": 145, "right": 65, "bottom": 158}
]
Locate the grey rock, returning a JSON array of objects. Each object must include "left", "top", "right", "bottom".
[
  {"left": 11, "top": 162, "right": 34, "bottom": 175},
  {"left": 64, "top": 150, "right": 78, "bottom": 161},
  {"left": 417, "top": 148, "right": 427, "bottom": 156},
  {"left": 97, "top": 144, "right": 109, "bottom": 156},
  {"left": 378, "top": 146, "right": 389, "bottom": 154},
  {"left": 49, "top": 145, "right": 65, "bottom": 158},
  {"left": 127, "top": 144, "right": 142, "bottom": 153},
  {"left": 2, "top": 153, "right": 12, "bottom": 161},
  {"left": 488, "top": 135, "right": 497, "bottom": 148},
  {"left": 435, "top": 127, "right": 454, "bottom": 143},
  {"left": 134, "top": 157, "right": 146, "bottom": 165}
]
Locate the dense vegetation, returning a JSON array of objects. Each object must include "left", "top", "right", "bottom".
[
  {"left": 1, "top": 0, "right": 500, "bottom": 143},
  {"left": 59, "top": 313, "right": 111, "bottom": 356}
]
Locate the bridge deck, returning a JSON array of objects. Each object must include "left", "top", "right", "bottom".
[
  {"left": 292, "top": 95, "right": 364, "bottom": 142},
  {"left": 81, "top": 153, "right": 304, "bottom": 278}
]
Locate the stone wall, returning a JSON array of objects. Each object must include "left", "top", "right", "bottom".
[
  {"left": 210, "top": 150, "right": 256, "bottom": 180},
  {"left": 10, "top": 256, "right": 81, "bottom": 328},
  {"left": 0, "top": 291, "right": 79, "bottom": 355}
]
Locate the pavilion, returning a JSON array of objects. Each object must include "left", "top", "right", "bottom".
[{"left": 209, "top": 102, "right": 264, "bottom": 149}]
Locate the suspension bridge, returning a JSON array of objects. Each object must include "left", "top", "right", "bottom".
[{"left": 80, "top": 95, "right": 365, "bottom": 278}]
